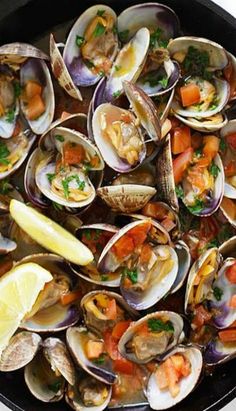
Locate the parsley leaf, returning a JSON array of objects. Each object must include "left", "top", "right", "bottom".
[
  {"left": 112, "top": 90, "right": 121, "bottom": 98},
  {"left": 206, "top": 239, "right": 219, "bottom": 248},
  {"left": 76, "top": 35, "right": 85, "bottom": 48},
  {"left": 195, "top": 148, "right": 202, "bottom": 158},
  {"left": 0, "top": 179, "right": 11, "bottom": 195},
  {"left": 183, "top": 46, "right": 212, "bottom": 80},
  {"left": 213, "top": 286, "right": 223, "bottom": 301},
  {"left": 148, "top": 318, "right": 174, "bottom": 333},
  {"left": 47, "top": 173, "right": 56, "bottom": 183},
  {"left": 209, "top": 162, "right": 220, "bottom": 178},
  {"left": 62, "top": 175, "right": 85, "bottom": 198},
  {"left": 55, "top": 135, "right": 64, "bottom": 142},
  {"left": 149, "top": 27, "right": 163, "bottom": 49},
  {"left": 119, "top": 30, "right": 129, "bottom": 43},
  {"left": 219, "top": 139, "right": 226, "bottom": 151},
  {"left": 158, "top": 76, "right": 168, "bottom": 88},
  {"left": 85, "top": 60, "right": 95, "bottom": 69},
  {"left": 97, "top": 9, "right": 105, "bottom": 16},
  {"left": 93, "top": 355, "right": 105, "bottom": 364},
  {"left": 141, "top": 71, "right": 168, "bottom": 88},
  {"left": 13, "top": 82, "right": 22, "bottom": 98},
  {"left": 6, "top": 108, "right": 15, "bottom": 123},
  {"left": 93, "top": 22, "right": 106, "bottom": 38},
  {"left": 122, "top": 267, "right": 138, "bottom": 284},
  {"left": 47, "top": 381, "right": 62, "bottom": 393},
  {"left": 114, "top": 65, "right": 121, "bottom": 72},
  {"left": 187, "top": 198, "right": 204, "bottom": 214},
  {"left": 101, "top": 275, "right": 109, "bottom": 282},
  {"left": 84, "top": 229, "right": 91, "bottom": 240},
  {"left": 52, "top": 201, "right": 63, "bottom": 211},
  {"left": 175, "top": 185, "right": 184, "bottom": 199},
  {"left": 0, "top": 141, "right": 10, "bottom": 164}
]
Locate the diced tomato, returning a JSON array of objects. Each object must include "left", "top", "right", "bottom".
[
  {"left": 86, "top": 340, "right": 104, "bottom": 359},
  {"left": 170, "top": 116, "right": 180, "bottom": 129},
  {"left": 202, "top": 135, "right": 220, "bottom": 161},
  {"left": 156, "top": 365, "right": 168, "bottom": 390},
  {"left": 25, "top": 80, "right": 42, "bottom": 100},
  {"left": 170, "top": 354, "right": 185, "bottom": 377},
  {"left": 90, "top": 155, "right": 100, "bottom": 167},
  {"left": 221, "top": 197, "right": 236, "bottom": 221},
  {"left": 61, "top": 111, "right": 72, "bottom": 120},
  {"left": 200, "top": 216, "right": 219, "bottom": 240},
  {"left": 63, "top": 142, "right": 86, "bottom": 165},
  {"left": 218, "top": 328, "right": 236, "bottom": 342},
  {"left": 114, "top": 358, "right": 134, "bottom": 375},
  {"left": 226, "top": 133, "right": 236, "bottom": 150},
  {"left": 12, "top": 120, "right": 22, "bottom": 137},
  {"left": 26, "top": 94, "right": 45, "bottom": 120},
  {"left": 140, "top": 243, "right": 152, "bottom": 264},
  {"left": 225, "top": 262, "right": 236, "bottom": 284},
  {"left": 146, "top": 361, "right": 157, "bottom": 373},
  {"left": 103, "top": 331, "right": 119, "bottom": 360},
  {"left": 121, "top": 113, "right": 132, "bottom": 123},
  {"left": 224, "top": 161, "right": 236, "bottom": 177},
  {"left": 229, "top": 295, "right": 236, "bottom": 308},
  {"left": 112, "top": 321, "right": 132, "bottom": 341},
  {"left": 142, "top": 202, "right": 167, "bottom": 220},
  {"left": 161, "top": 217, "right": 176, "bottom": 232},
  {"left": 163, "top": 358, "right": 180, "bottom": 397},
  {"left": 191, "top": 132, "right": 203, "bottom": 150},
  {"left": 180, "top": 83, "right": 201, "bottom": 107},
  {"left": 129, "top": 222, "right": 151, "bottom": 247},
  {"left": 171, "top": 125, "right": 191, "bottom": 155},
  {"left": 112, "top": 235, "right": 135, "bottom": 259},
  {"left": 60, "top": 289, "right": 81, "bottom": 305},
  {"left": 105, "top": 298, "right": 117, "bottom": 320},
  {"left": 173, "top": 147, "right": 193, "bottom": 184},
  {"left": 192, "top": 304, "right": 212, "bottom": 329}
]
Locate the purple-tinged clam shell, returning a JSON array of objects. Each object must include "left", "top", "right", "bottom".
[
  {"left": 170, "top": 240, "right": 191, "bottom": 294},
  {"left": 205, "top": 337, "right": 236, "bottom": 365}
]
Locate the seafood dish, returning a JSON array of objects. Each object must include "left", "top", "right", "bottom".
[{"left": 0, "top": 2, "right": 236, "bottom": 411}]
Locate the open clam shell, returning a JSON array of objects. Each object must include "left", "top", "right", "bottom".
[
  {"left": 71, "top": 224, "right": 119, "bottom": 287},
  {"left": 0, "top": 101, "right": 20, "bottom": 139},
  {"left": 117, "top": 2, "right": 180, "bottom": 42},
  {"left": 205, "top": 335, "right": 236, "bottom": 366},
  {"left": 146, "top": 345, "right": 203, "bottom": 410},
  {"left": 220, "top": 197, "right": 236, "bottom": 229},
  {"left": 50, "top": 34, "right": 82, "bottom": 101},
  {"left": 0, "top": 42, "right": 49, "bottom": 63},
  {"left": 20, "top": 58, "right": 55, "bottom": 135},
  {"left": 97, "top": 184, "right": 156, "bottom": 213},
  {"left": 0, "top": 331, "right": 42, "bottom": 372},
  {"left": 0, "top": 232, "right": 16, "bottom": 254},
  {"left": 120, "top": 244, "right": 178, "bottom": 310},
  {"left": 170, "top": 240, "right": 191, "bottom": 294},
  {"left": 104, "top": 28, "right": 150, "bottom": 102},
  {"left": 92, "top": 103, "right": 146, "bottom": 172},
  {"left": 81, "top": 290, "right": 138, "bottom": 335},
  {"left": 24, "top": 349, "right": 65, "bottom": 402},
  {"left": 66, "top": 326, "right": 117, "bottom": 385},
  {"left": 66, "top": 375, "right": 112, "bottom": 411},
  {"left": 17, "top": 253, "right": 80, "bottom": 333},
  {"left": 185, "top": 247, "right": 220, "bottom": 313},
  {"left": 63, "top": 5, "right": 118, "bottom": 87},
  {"left": 211, "top": 258, "right": 236, "bottom": 329},
  {"left": 220, "top": 119, "right": 236, "bottom": 199},
  {"left": 118, "top": 311, "right": 184, "bottom": 364},
  {"left": 219, "top": 236, "right": 236, "bottom": 259},
  {"left": 173, "top": 112, "right": 228, "bottom": 133}
]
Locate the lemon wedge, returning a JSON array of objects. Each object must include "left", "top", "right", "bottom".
[
  {"left": 9, "top": 200, "right": 94, "bottom": 266},
  {"left": 0, "top": 262, "right": 52, "bottom": 356}
]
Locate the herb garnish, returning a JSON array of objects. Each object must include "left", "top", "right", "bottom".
[
  {"left": 219, "top": 139, "right": 226, "bottom": 151},
  {"left": 84, "top": 229, "right": 91, "bottom": 240},
  {"left": 122, "top": 267, "right": 138, "bottom": 284},
  {"left": 0, "top": 179, "right": 11, "bottom": 195},
  {"left": 62, "top": 175, "right": 86, "bottom": 198},
  {"left": 101, "top": 275, "right": 109, "bottom": 282},
  {"left": 147, "top": 318, "right": 174, "bottom": 333},
  {"left": 6, "top": 108, "right": 15, "bottom": 123},
  {"left": 195, "top": 148, "right": 202, "bottom": 158},
  {"left": 93, "top": 22, "right": 106, "bottom": 38},
  {"left": 114, "top": 65, "right": 121, "bottom": 72},
  {"left": 175, "top": 185, "right": 184, "bottom": 199},
  {"left": 112, "top": 90, "right": 121, "bottom": 98},
  {"left": 0, "top": 141, "right": 10, "bottom": 165},
  {"left": 183, "top": 46, "right": 212, "bottom": 80},
  {"left": 55, "top": 135, "right": 65, "bottom": 142},
  {"left": 187, "top": 198, "right": 204, "bottom": 214},
  {"left": 119, "top": 30, "right": 129, "bottom": 43},
  {"left": 97, "top": 9, "right": 105, "bottom": 16},
  {"left": 52, "top": 201, "right": 63, "bottom": 211},
  {"left": 85, "top": 60, "right": 95, "bottom": 69},
  {"left": 47, "top": 381, "right": 62, "bottom": 393},
  {"left": 93, "top": 355, "right": 105, "bottom": 365},
  {"left": 213, "top": 286, "right": 223, "bottom": 301},
  {"left": 47, "top": 173, "right": 56, "bottom": 183},
  {"left": 209, "top": 162, "right": 220, "bottom": 178},
  {"left": 149, "top": 27, "right": 163, "bottom": 49},
  {"left": 141, "top": 71, "right": 168, "bottom": 88},
  {"left": 13, "top": 82, "right": 22, "bottom": 98},
  {"left": 76, "top": 35, "right": 85, "bottom": 48}
]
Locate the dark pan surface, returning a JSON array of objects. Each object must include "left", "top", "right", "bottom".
[{"left": 0, "top": 1, "right": 235, "bottom": 410}]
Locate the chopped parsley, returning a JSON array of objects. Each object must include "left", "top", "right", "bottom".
[
  {"left": 97, "top": 9, "right": 105, "bottom": 16},
  {"left": 149, "top": 27, "right": 163, "bottom": 49},
  {"left": 122, "top": 267, "right": 138, "bottom": 284},
  {"left": 158, "top": 76, "right": 168, "bottom": 88},
  {"left": 93, "top": 22, "right": 106, "bottom": 38},
  {"left": 98, "top": 70, "right": 105, "bottom": 77},
  {"left": 195, "top": 148, "right": 202, "bottom": 158},
  {"left": 206, "top": 239, "right": 219, "bottom": 248},
  {"left": 6, "top": 108, "right": 15, "bottom": 123},
  {"left": 85, "top": 60, "right": 95, "bottom": 69},
  {"left": 13, "top": 82, "right": 22, "bottom": 98},
  {"left": 119, "top": 30, "right": 129, "bottom": 43},
  {"left": 175, "top": 185, "right": 184, "bottom": 199},
  {"left": 83, "top": 162, "right": 92, "bottom": 174},
  {"left": 114, "top": 65, "right": 121, "bottom": 72},
  {"left": 76, "top": 35, "right": 85, "bottom": 48},
  {"left": 55, "top": 135, "right": 65, "bottom": 142},
  {"left": 47, "top": 381, "right": 62, "bottom": 393},
  {"left": 101, "top": 275, "right": 109, "bottom": 282},
  {"left": 141, "top": 71, "right": 168, "bottom": 88},
  {"left": 112, "top": 25, "right": 118, "bottom": 34},
  {"left": 62, "top": 175, "right": 85, "bottom": 199},
  {"left": 52, "top": 201, "right": 63, "bottom": 211},
  {"left": 213, "top": 286, "right": 223, "bottom": 301},
  {"left": 0, "top": 141, "right": 10, "bottom": 165},
  {"left": 0, "top": 179, "right": 11, "bottom": 195},
  {"left": 219, "top": 139, "right": 226, "bottom": 151},
  {"left": 93, "top": 355, "right": 105, "bottom": 365},
  {"left": 209, "top": 162, "right": 220, "bottom": 178},
  {"left": 83, "top": 229, "right": 91, "bottom": 240},
  {"left": 187, "top": 198, "right": 204, "bottom": 214},
  {"left": 183, "top": 46, "right": 212, "bottom": 80},
  {"left": 147, "top": 318, "right": 174, "bottom": 333},
  {"left": 47, "top": 173, "right": 56, "bottom": 183},
  {"left": 112, "top": 90, "right": 121, "bottom": 98}
]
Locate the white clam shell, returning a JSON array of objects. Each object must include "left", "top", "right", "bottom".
[{"left": 220, "top": 119, "right": 236, "bottom": 199}]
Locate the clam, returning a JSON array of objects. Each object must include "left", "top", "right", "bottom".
[
  {"left": 50, "top": 34, "right": 83, "bottom": 101},
  {"left": 170, "top": 240, "right": 191, "bottom": 294},
  {"left": 63, "top": 5, "right": 118, "bottom": 87},
  {"left": 66, "top": 375, "right": 112, "bottom": 411},
  {"left": 104, "top": 28, "right": 150, "bottom": 102},
  {"left": 205, "top": 333, "right": 236, "bottom": 365},
  {"left": 0, "top": 232, "right": 16, "bottom": 254},
  {"left": 32, "top": 126, "right": 104, "bottom": 209},
  {"left": 0, "top": 182, "right": 23, "bottom": 214},
  {"left": 211, "top": 258, "right": 236, "bottom": 329},
  {"left": 81, "top": 290, "right": 138, "bottom": 334},
  {"left": 169, "top": 37, "right": 230, "bottom": 122},
  {"left": 0, "top": 42, "right": 49, "bottom": 67},
  {"left": 71, "top": 224, "right": 120, "bottom": 287},
  {"left": 220, "top": 197, "right": 236, "bottom": 229},
  {"left": 146, "top": 345, "right": 203, "bottom": 409},
  {"left": 20, "top": 58, "right": 55, "bottom": 135},
  {"left": 0, "top": 331, "right": 41, "bottom": 372},
  {"left": 0, "top": 69, "right": 20, "bottom": 139},
  {"left": 219, "top": 236, "right": 236, "bottom": 259},
  {"left": 24, "top": 337, "right": 75, "bottom": 402},
  {"left": 118, "top": 311, "right": 184, "bottom": 364},
  {"left": 224, "top": 52, "right": 236, "bottom": 101},
  {"left": 112, "top": 163, "right": 156, "bottom": 187},
  {"left": 117, "top": 3, "right": 180, "bottom": 97},
  {"left": 185, "top": 247, "right": 221, "bottom": 314},
  {"left": 220, "top": 119, "right": 236, "bottom": 199},
  {"left": 173, "top": 112, "right": 228, "bottom": 133},
  {"left": 66, "top": 326, "right": 117, "bottom": 385},
  {"left": 17, "top": 253, "right": 80, "bottom": 333},
  {"left": 97, "top": 184, "right": 156, "bottom": 213}
]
